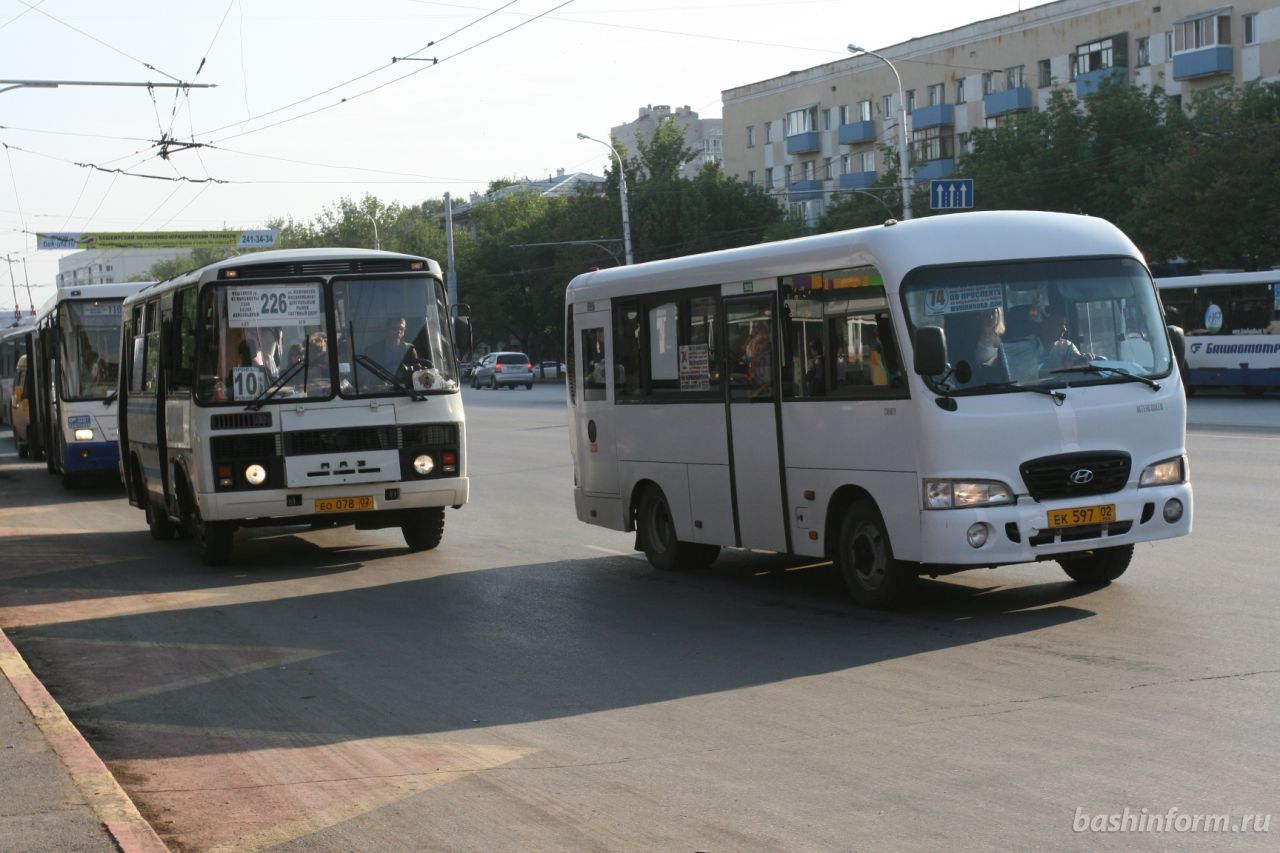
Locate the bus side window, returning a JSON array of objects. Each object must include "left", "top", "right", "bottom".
[
  {"left": 582, "top": 327, "right": 607, "bottom": 401},
  {"left": 142, "top": 302, "right": 161, "bottom": 395},
  {"left": 128, "top": 305, "right": 147, "bottom": 395},
  {"left": 171, "top": 287, "right": 197, "bottom": 392},
  {"left": 614, "top": 302, "right": 642, "bottom": 400}
]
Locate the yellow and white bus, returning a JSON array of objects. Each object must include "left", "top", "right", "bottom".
[
  {"left": 119, "top": 248, "right": 469, "bottom": 564},
  {"left": 565, "top": 211, "right": 1193, "bottom": 608}
]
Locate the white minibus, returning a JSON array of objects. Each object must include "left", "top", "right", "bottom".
[
  {"left": 565, "top": 211, "right": 1192, "bottom": 608},
  {"left": 119, "top": 248, "right": 469, "bottom": 564}
]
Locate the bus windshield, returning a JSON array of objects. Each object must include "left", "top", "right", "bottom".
[
  {"left": 58, "top": 298, "right": 124, "bottom": 400},
  {"left": 333, "top": 276, "right": 459, "bottom": 396},
  {"left": 902, "top": 257, "right": 1172, "bottom": 394}
]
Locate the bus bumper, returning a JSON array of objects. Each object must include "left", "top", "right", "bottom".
[
  {"left": 196, "top": 477, "right": 469, "bottom": 526},
  {"left": 917, "top": 482, "right": 1193, "bottom": 567},
  {"left": 63, "top": 440, "right": 120, "bottom": 473}
]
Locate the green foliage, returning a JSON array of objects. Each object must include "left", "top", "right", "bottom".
[{"left": 144, "top": 247, "right": 241, "bottom": 282}]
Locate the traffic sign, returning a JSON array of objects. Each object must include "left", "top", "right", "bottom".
[{"left": 930, "top": 178, "right": 974, "bottom": 210}]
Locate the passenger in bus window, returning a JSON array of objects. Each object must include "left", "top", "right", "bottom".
[
  {"left": 303, "top": 332, "right": 331, "bottom": 393},
  {"left": 1037, "top": 303, "right": 1094, "bottom": 371},
  {"left": 805, "top": 338, "right": 826, "bottom": 396},
  {"left": 973, "top": 307, "right": 1004, "bottom": 367},
  {"left": 364, "top": 316, "right": 424, "bottom": 381},
  {"left": 744, "top": 327, "right": 773, "bottom": 397}
]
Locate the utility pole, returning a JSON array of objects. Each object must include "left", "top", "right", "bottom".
[{"left": 444, "top": 193, "right": 457, "bottom": 310}]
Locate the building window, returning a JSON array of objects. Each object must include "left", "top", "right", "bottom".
[
  {"left": 956, "top": 78, "right": 967, "bottom": 103},
  {"left": 882, "top": 94, "right": 893, "bottom": 118},
  {"left": 747, "top": 125, "right": 755, "bottom": 147},
  {"left": 765, "top": 122, "right": 774, "bottom": 144},
  {"left": 957, "top": 131, "right": 972, "bottom": 154},
  {"left": 982, "top": 71, "right": 996, "bottom": 95},
  {"left": 1006, "top": 65, "right": 1024, "bottom": 90},
  {"left": 748, "top": 170, "right": 756, "bottom": 185},
  {"left": 1136, "top": 37, "right": 1150, "bottom": 67},
  {"left": 839, "top": 104, "right": 851, "bottom": 125},
  {"left": 784, "top": 164, "right": 793, "bottom": 185},
  {"left": 1074, "top": 37, "right": 1115, "bottom": 76},
  {"left": 911, "top": 126, "right": 953, "bottom": 162},
  {"left": 786, "top": 106, "right": 817, "bottom": 137},
  {"left": 1244, "top": 13, "right": 1258, "bottom": 45},
  {"left": 840, "top": 153, "right": 852, "bottom": 175},
  {"left": 857, "top": 100, "right": 871, "bottom": 122},
  {"left": 927, "top": 83, "right": 945, "bottom": 106},
  {"left": 1038, "top": 58, "right": 1052, "bottom": 87},
  {"left": 803, "top": 160, "right": 816, "bottom": 181},
  {"left": 1165, "top": 30, "right": 1174, "bottom": 60},
  {"left": 1174, "top": 13, "right": 1230, "bottom": 52},
  {"left": 906, "top": 90, "right": 916, "bottom": 112},
  {"left": 765, "top": 167, "right": 774, "bottom": 189},
  {"left": 859, "top": 150, "right": 875, "bottom": 172}
]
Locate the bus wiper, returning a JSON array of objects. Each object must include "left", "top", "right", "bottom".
[
  {"left": 103, "top": 389, "right": 118, "bottom": 406},
  {"left": 986, "top": 381, "right": 1066, "bottom": 404},
  {"left": 1051, "top": 363, "right": 1161, "bottom": 390},
  {"left": 355, "top": 354, "right": 426, "bottom": 401},
  {"left": 245, "top": 359, "right": 307, "bottom": 411}
]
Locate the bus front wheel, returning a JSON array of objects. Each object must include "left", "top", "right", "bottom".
[
  {"left": 193, "top": 509, "right": 233, "bottom": 566},
  {"left": 638, "top": 487, "right": 719, "bottom": 572},
  {"left": 146, "top": 503, "right": 176, "bottom": 540},
  {"left": 1059, "top": 544, "right": 1133, "bottom": 585},
  {"left": 402, "top": 507, "right": 445, "bottom": 551},
  {"left": 836, "top": 500, "right": 916, "bottom": 609}
]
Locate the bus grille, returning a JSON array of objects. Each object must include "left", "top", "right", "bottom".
[
  {"left": 284, "top": 426, "right": 399, "bottom": 456},
  {"left": 217, "top": 258, "right": 423, "bottom": 279},
  {"left": 1019, "top": 452, "right": 1131, "bottom": 501},
  {"left": 211, "top": 433, "right": 281, "bottom": 459},
  {"left": 211, "top": 412, "right": 272, "bottom": 430},
  {"left": 401, "top": 423, "right": 458, "bottom": 446}
]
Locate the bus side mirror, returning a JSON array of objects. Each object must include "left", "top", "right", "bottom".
[
  {"left": 1166, "top": 325, "right": 1185, "bottom": 368},
  {"left": 913, "top": 325, "right": 947, "bottom": 376},
  {"left": 450, "top": 303, "right": 473, "bottom": 355}
]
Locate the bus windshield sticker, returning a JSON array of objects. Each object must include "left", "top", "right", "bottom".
[
  {"left": 679, "top": 344, "right": 711, "bottom": 391},
  {"left": 228, "top": 284, "right": 322, "bottom": 328},
  {"left": 82, "top": 301, "right": 123, "bottom": 318},
  {"left": 231, "top": 366, "right": 268, "bottom": 400},
  {"left": 924, "top": 284, "right": 1003, "bottom": 316}
]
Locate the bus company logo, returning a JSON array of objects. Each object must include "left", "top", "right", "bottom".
[
  {"left": 1203, "top": 342, "right": 1280, "bottom": 355},
  {"left": 1069, "top": 468, "right": 1095, "bottom": 485},
  {"left": 1190, "top": 343, "right": 1203, "bottom": 354}
]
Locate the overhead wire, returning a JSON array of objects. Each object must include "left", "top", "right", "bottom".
[{"left": 14, "top": 0, "right": 184, "bottom": 83}]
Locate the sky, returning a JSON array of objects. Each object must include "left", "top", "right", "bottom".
[{"left": 0, "top": 0, "right": 1054, "bottom": 312}]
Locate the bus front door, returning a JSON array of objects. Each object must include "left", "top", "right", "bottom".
[
  {"left": 575, "top": 310, "right": 619, "bottom": 499},
  {"left": 725, "top": 295, "right": 789, "bottom": 553}
]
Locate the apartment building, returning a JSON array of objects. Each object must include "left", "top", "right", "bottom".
[
  {"left": 723, "top": 0, "right": 1279, "bottom": 223},
  {"left": 611, "top": 104, "right": 724, "bottom": 179},
  {"left": 56, "top": 248, "right": 186, "bottom": 287}
]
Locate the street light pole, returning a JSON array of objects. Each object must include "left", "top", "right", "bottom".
[
  {"left": 364, "top": 211, "right": 381, "bottom": 251},
  {"left": 847, "top": 45, "right": 912, "bottom": 220},
  {"left": 576, "top": 132, "right": 634, "bottom": 264}
]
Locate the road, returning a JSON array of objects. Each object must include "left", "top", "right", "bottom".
[{"left": 1, "top": 385, "right": 1277, "bottom": 851}]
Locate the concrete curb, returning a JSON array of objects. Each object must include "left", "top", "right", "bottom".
[{"left": 0, "top": 628, "right": 168, "bottom": 853}]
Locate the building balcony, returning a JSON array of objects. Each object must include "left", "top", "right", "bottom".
[
  {"left": 1172, "top": 46, "right": 1233, "bottom": 80},
  {"left": 838, "top": 171, "right": 878, "bottom": 190},
  {"left": 788, "top": 179, "right": 825, "bottom": 201},
  {"left": 911, "top": 103, "right": 954, "bottom": 130},
  {"left": 1075, "top": 67, "right": 1129, "bottom": 97},
  {"left": 838, "top": 120, "right": 877, "bottom": 145},
  {"left": 983, "top": 87, "right": 1032, "bottom": 118},
  {"left": 912, "top": 159, "right": 955, "bottom": 182},
  {"left": 785, "top": 131, "right": 821, "bottom": 154}
]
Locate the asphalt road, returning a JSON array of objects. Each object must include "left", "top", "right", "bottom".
[{"left": 1, "top": 385, "right": 1277, "bottom": 851}]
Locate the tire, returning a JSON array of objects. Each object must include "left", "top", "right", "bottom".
[
  {"left": 835, "top": 499, "right": 916, "bottom": 609},
  {"left": 146, "top": 503, "right": 176, "bottom": 541},
  {"left": 1059, "top": 544, "right": 1133, "bottom": 585},
  {"left": 402, "top": 507, "right": 445, "bottom": 552},
  {"left": 638, "top": 487, "right": 719, "bottom": 572},
  {"left": 185, "top": 492, "right": 233, "bottom": 566}
]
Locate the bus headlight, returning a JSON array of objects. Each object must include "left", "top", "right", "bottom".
[
  {"left": 244, "top": 464, "right": 267, "bottom": 486},
  {"left": 413, "top": 454, "right": 434, "bottom": 475},
  {"left": 924, "top": 479, "right": 1014, "bottom": 509},
  {"left": 1139, "top": 455, "right": 1186, "bottom": 487},
  {"left": 73, "top": 428, "right": 95, "bottom": 441}
]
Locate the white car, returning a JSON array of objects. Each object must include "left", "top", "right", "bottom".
[{"left": 471, "top": 352, "right": 534, "bottom": 389}]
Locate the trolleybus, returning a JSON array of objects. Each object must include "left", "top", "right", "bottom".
[
  {"left": 119, "top": 248, "right": 468, "bottom": 564},
  {"left": 0, "top": 318, "right": 33, "bottom": 427},
  {"left": 30, "top": 282, "right": 150, "bottom": 485},
  {"left": 565, "top": 211, "right": 1193, "bottom": 608},
  {"left": 1155, "top": 270, "right": 1279, "bottom": 395}
]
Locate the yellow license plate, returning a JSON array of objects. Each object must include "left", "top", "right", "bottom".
[
  {"left": 314, "top": 496, "right": 375, "bottom": 513},
  {"left": 1047, "top": 503, "right": 1116, "bottom": 528}
]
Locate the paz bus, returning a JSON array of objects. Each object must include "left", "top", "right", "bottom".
[
  {"left": 0, "top": 317, "right": 33, "bottom": 427},
  {"left": 29, "top": 281, "right": 150, "bottom": 485},
  {"left": 1154, "top": 270, "right": 1280, "bottom": 395},
  {"left": 118, "top": 248, "right": 469, "bottom": 565},
  {"left": 564, "top": 211, "right": 1193, "bottom": 609}
]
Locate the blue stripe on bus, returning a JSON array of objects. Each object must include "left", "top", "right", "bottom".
[{"left": 62, "top": 441, "right": 120, "bottom": 473}]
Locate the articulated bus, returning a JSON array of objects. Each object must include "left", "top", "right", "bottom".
[
  {"left": 29, "top": 282, "right": 150, "bottom": 485},
  {"left": 119, "top": 248, "right": 468, "bottom": 565},
  {"left": 565, "top": 211, "right": 1193, "bottom": 608},
  {"left": 1155, "top": 270, "right": 1280, "bottom": 395}
]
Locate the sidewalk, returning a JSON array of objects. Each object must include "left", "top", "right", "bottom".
[{"left": 1, "top": 620, "right": 165, "bottom": 852}]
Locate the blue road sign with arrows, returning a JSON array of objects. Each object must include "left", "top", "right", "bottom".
[{"left": 930, "top": 178, "right": 974, "bottom": 210}]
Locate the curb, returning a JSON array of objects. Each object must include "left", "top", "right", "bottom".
[{"left": 0, "top": 628, "right": 168, "bottom": 853}]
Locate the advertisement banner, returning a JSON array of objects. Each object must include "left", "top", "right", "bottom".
[{"left": 37, "top": 230, "right": 278, "bottom": 250}]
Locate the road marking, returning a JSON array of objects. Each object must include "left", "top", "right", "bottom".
[{"left": 583, "top": 544, "right": 642, "bottom": 558}]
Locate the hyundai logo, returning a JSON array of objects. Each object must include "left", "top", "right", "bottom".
[{"left": 1069, "top": 468, "right": 1095, "bottom": 485}]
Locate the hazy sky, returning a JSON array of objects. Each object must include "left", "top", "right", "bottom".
[{"left": 0, "top": 0, "right": 1053, "bottom": 310}]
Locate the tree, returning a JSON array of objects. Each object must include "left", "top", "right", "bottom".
[{"left": 143, "top": 247, "right": 240, "bottom": 281}]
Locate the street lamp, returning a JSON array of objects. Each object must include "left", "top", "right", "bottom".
[
  {"left": 576, "top": 132, "right": 634, "bottom": 264},
  {"left": 364, "top": 211, "right": 381, "bottom": 251},
  {"left": 846, "top": 45, "right": 912, "bottom": 220}
]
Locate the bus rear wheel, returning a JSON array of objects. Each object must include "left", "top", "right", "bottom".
[
  {"left": 146, "top": 503, "right": 176, "bottom": 540},
  {"left": 1059, "top": 544, "right": 1133, "bottom": 585},
  {"left": 402, "top": 507, "right": 445, "bottom": 551},
  {"left": 836, "top": 500, "right": 916, "bottom": 610},
  {"left": 638, "top": 487, "right": 719, "bottom": 572}
]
